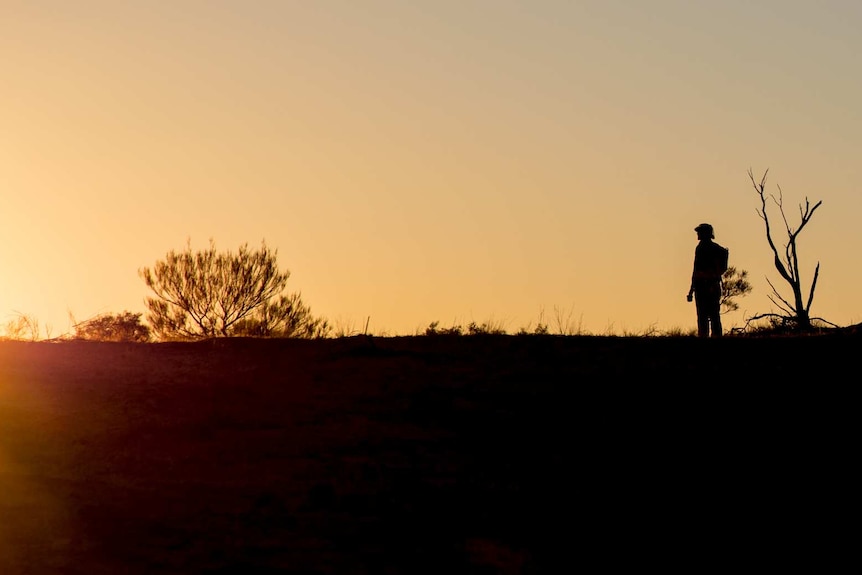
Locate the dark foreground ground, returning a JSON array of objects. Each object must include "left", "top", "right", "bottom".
[{"left": 1, "top": 334, "right": 858, "bottom": 573}]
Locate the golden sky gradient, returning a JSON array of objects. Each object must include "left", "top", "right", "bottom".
[{"left": 2, "top": 0, "right": 861, "bottom": 337}]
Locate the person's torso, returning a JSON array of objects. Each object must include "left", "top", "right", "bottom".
[{"left": 694, "top": 240, "right": 726, "bottom": 280}]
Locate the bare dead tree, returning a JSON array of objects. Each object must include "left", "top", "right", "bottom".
[{"left": 747, "top": 168, "right": 829, "bottom": 331}]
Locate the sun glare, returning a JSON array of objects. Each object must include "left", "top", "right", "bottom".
[{"left": 0, "top": 367, "right": 72, "bottom": 569}]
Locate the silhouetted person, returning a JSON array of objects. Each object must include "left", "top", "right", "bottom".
[{"left": 687, "top": 223, "right": 728, "bottom": 338}]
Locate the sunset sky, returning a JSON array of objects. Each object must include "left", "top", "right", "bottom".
[{"left": 2, "top": 0, "right": 861, "bottom": 338}]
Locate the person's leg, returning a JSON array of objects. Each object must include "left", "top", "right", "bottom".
[
  {"left": 708, "top": 287, "right": 723, "bottom": 337},
  {"left": 694, "top": 294, "right": 709, "bottom": 337},
  {"left": 710, "top": 308, "right": 723, "bottom": 337}
]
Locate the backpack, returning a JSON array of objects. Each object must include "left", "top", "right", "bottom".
[{"left": 718, "top": 245, "right": 729, "bottom": 275}]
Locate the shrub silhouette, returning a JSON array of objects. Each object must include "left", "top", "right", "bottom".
[
  {"left": 139, "top": 239, "right": 328, "bottom": 340},
  {"left": 721, "top": 266, "right": 752, "bottom": 314},
  {"left": 73, "top": 312, "right": 151, "bottom": 342}
]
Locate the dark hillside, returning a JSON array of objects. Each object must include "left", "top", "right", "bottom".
[{"left": 0, "top": 335, "right": 856, "bottom": 573}]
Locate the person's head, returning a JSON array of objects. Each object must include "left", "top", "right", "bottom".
[{"left": 694, "top": 223, "right": 714, "bottom": 240}]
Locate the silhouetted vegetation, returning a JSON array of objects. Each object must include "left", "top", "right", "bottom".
[
  {"left": 139, "top": 239, "right": 328, "bottom": 340},
  {"left": 0, "top": 312, "right": 43, "bottom": 341},
  {"left": 424, "top": 319, "right": 508, "bottom": 336},
  {"left": 230, "top": 292, "right": 331, "bottom": 339},
  {"left": 72, "top": 311, "right": 151, "bottom": 342},
  {"left": 720, "top": 266, "right": 753, "bottom": 314},
  {"left": 747, "top": 168, "right": 833, "bottom": 331}
]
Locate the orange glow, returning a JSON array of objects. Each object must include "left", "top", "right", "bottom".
[
  {"left": 0, "top": 357, "right": 71, "bottom": 569},
  {"left": 2, "top": 1, "right": 861, "bottom": 336}
]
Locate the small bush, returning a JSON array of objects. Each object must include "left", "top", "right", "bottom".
[
  {"left": 424, "top": 321, "right": 463, "bottom": 336},
  {"left": 73, "top": 312, "right": 151, "bottom": 342}
]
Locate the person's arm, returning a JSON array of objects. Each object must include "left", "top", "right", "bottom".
[{"left": 687, "top": 253, "right": 696, "bottom": 301}]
